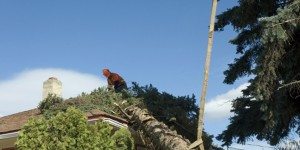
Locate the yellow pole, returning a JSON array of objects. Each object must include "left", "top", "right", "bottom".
[{"left": 197, "top": 0, "right": 218, "bottom": 149}]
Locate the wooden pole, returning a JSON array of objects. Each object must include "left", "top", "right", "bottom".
[{"left": 197, "top": 0, "right": 218, "bottom": 149}]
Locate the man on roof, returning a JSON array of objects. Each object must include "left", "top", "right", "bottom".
[{"left": 102, "top": 68, "right": 127, "bottom": 92}]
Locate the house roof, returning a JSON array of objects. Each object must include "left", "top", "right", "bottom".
[
  {"left": 0, "top": 108, "right": 128, "bottom": 135},
  {"left": 0, "top": 109, "right": 40, "bottom": 134}
]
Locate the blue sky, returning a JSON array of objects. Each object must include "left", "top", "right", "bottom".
[
  {"left": 0, "top": 0, "right": 275, "bottom": 149},
  {"left": 0, "top": 0, "right": 242, "bottom": 97}
]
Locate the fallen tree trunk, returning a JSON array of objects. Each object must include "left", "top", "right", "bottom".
[{"left": 125, "top": 106, "right": 191, "bottom": 150}]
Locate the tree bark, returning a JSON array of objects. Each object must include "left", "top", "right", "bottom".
[{"left": 126, "top": 106, "right": 191, "bottom": 150}]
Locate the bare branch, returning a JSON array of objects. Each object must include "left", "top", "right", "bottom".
[
  {"left": 113, "top": 102, "right": 132, "bottom": 120},
  {"left": 278, "top": 80, "right": 300, "bottom": 90}
]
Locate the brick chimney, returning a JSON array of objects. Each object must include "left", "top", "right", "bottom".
[{"left": 42, "top": 77, "right": 62, "bottom": 99}]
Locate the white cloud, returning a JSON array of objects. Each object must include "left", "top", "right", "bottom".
[
  {"left": 205, "top": 83, "right": 249, "bottom": 121},
  {"left": 0, "top": 68, "right": 106, "bottom": 116}
]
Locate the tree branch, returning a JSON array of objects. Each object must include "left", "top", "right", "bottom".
[
  {"left": 278, "top": 80, "right": 300, "bottom": 90},
  {"left": 113, "top": 102, "right": 132, "bottom": 120},
  {"left": 270, "top": 17, "right": 300, "bottom": 27}
]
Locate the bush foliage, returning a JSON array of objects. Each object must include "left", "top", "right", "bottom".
[
  {"left": 38, "top": 94, "right": 63, "bottom": 114},
  {"left": 39, "top": 88, "right": 141, "bottom": 118},
  {"left": 16, "top": 107, "right": 134, "bottom": 150}
]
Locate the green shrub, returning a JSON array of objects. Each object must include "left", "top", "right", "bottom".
[
  {"left": 112, "top": 128, "right": 134, "bottom": 150},
  {"left": 39, "top": 88, "right": 142, "bottom": 119},
  {"left": 38, "top": 94, "right": 63, "bottom": 113},
  {"left": 16, "top": 107, "right": 134, "bottom": 150}
]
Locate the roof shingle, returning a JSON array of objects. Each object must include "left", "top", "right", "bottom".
[{"left": 0, "top": 109, "right": 40, "bottom": 134}]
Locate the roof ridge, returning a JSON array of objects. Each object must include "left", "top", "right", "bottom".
[{"left": 0, "top": 109, "right": 40, "bottom": 119}]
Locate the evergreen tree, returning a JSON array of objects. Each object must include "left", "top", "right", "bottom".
[
  {"left": 131, "top": 82, "right": 223, "bottom": 150},
  {"left": 215, "top": 0, "right": 300, "bottom": 146}
]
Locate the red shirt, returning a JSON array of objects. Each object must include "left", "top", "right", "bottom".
[{"left": 107, "top": 73, "right": 126, "bottom": 87}]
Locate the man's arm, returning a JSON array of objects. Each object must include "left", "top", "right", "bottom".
[{"left": 107, "top": 79, "right": 114, "bottom": 90}]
